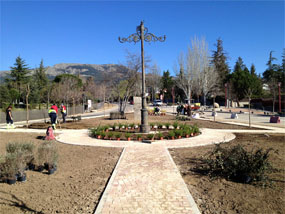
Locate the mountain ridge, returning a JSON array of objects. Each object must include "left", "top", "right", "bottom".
[{"left": 0, "top": 63, "right": 129, "bottom": 83}]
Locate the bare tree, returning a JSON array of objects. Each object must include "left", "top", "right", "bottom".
[
  {"left": 147, "top": 63, "right": 161, "bottom": 101},
  {"left": 51, "top": 76, "right": 83, "bottom": 115},
  {"left": 175, "top": 37, "right": 212, "bottom": 105}
]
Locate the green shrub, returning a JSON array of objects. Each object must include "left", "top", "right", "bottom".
[
  {"left": 101, "top": 132, "right": 106, "bottom": 138},
  {"left": 147, "top": 134, "right": 154, "bottom": 140},
  {"left": 6, "top": 142, "right": 35, "bottom": 167},
  {"left": 168, "top": 130, "right": 175, "bottom": 138},
  {"left": 125, "top": 133, "right": 131, "bottom": 138},
  {"left": 107, "top": 132, "right": 114, "bottom": 139},
  {"left": 175, "top": 129, "right": 183, "bottom": 137},
  {"left": 165, "top": 123, "right": 170, "bottom": 128},
  {"left": 157, "top": 132, "right": 163, "bottom": 139},
  {"left": 192, "top": 124, "right": 199, "bottom": 133},
  {"left": 137, "top": 134, "right": 142, "bottom": 139},
  {"left": 115, "top": 133, "right": 121, "bottom": 139},
  {"left": 37, "top": 142, "right": 58, "bottom": 168},
  {"left": 90, "top": 128, "right": 97, "bottom": 137},
  {"left": 204, "top": 144, "right": 273, "bottom": 184},
  {"left": 173, "top": 121, "right": 179, "bottom": 129}
]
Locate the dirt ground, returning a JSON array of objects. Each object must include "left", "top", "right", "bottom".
[
  {"left": 0, "top": 132, "right": 122, "bottom": 214},
  {"left": 170, "top": 133, "right": 285, "bottom": 214},
  {"left": 27, "top": 113, "right": 264, "bottom": 130}
]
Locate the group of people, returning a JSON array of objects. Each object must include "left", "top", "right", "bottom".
[
  {"left": 48, "top": 103, "right": 67, "bottom": 130},
  {"left": 5, "top": 104, "right": 67, "bottom": 130},
  {"left": 176, "top": 103, "right": 191, "bottom": 116}
]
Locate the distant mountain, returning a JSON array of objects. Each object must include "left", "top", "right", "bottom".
[{"left": 0, "top": 63, "right": 129, "bottom": 84}]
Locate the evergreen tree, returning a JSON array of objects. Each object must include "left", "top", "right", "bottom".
[
  {"left": 211, "top": 38, "right": 230, "bottom": 91},
  {"left": 231, "top": 57, "right": 253, "bottom": 105},
  {"left": 33, "top": 59, "right": 49, "bottom": 107},
  {"left": 250, "top": 64, "right": 256, "bottom": 75},
  {"left": 9, "top": 56, "right": 30, "bottom": 89},
  {"left": 160, "top": 70, "right": 174, "bottom": 102},
  {"left": 7, "top": 56, "right": 31, "bottom": 102}
]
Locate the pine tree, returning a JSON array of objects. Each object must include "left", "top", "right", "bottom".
[
  {"left": 33, "top": 59, "right": 49, "bottom": 107},
  {"left": 211, "top": 38, "right": 230, "bottom": 91},
  {"left": 160, "top": 70, "right": 174, "bottom": 102},
  {"left": 250, "top": 64, "right": 256, "bottom": 75},
  {"left": 8, "top": 56, "right": 30, "bottom": 102},
  {"left": 9, "top": 56, "right": 30, "bottom": 88},
  {"left": 231, "top": 57, "right": 252, "bottom": 105}
]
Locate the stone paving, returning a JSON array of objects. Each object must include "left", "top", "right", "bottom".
[{"left": 95, "top": 144, "right": 200, "bottom": 214}]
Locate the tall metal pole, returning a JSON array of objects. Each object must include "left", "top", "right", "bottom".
[
  {"left": 119, "top": 21, "right": 166, "bottom": 133},
  {"left": 140, "top": 22, "right": 149, "bottom": 132}
]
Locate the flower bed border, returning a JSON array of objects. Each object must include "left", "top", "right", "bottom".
[{"left": 89, "top": 122, "right": 200, "bottom": 141}]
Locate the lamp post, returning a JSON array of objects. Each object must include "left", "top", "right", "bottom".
[
  {"left": 119, "top": 21, "right": 166, "bottom": 133},
  {"left": 224, "top": 83, "right": 228, "bottom": 108},
  {"left": 278, "top": 82, "right": 281, "bottom": 113}
]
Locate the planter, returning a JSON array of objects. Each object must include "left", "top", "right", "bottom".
[
  {"left": 191, "top": 133, "right": 194, "bottom": 137},
  {"left": 17, "top": 173, "right": 27, "bottom": 182},
  {"left": 170, "top": 136, "right": 175, "bottom": 140},
  {"left": 160, "top": 137, "right": 164, "bottom": 140},
  {"left": 97, "top": 136, "right": 101, "bottom": 139},
  {"left": 117, "top": 138, "right": 120, "bottom": 141},
  {"left": 127, "top": 138, "right": 131, "bottom": 141},
  {"left": 178, "top": 136, "right": 182, "bottom": 139},
  {"left": 186, "top": 135, "right": 189, "bottom": 138},
  {"left": 138, "top": 138, "right": 142, "bottom": 141},
  {"left": 28, "top": 163, "right": 35, "bottom": 170},
  {"left": 36, "top": 165, "right": 44, "bottom": 172},
  {"left": 7, "top": 176, "right": 17, "bottom": 185},
  {"left": 48, "top": 168, "right": 56, "bottom": 175}
]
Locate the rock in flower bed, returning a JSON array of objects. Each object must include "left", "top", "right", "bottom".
[{"left": 89, "top": 122, "right": 200, "bottom": 141}]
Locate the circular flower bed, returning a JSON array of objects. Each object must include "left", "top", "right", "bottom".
[{"left": 89, "top": 122, "right": 200, "bottom": 141}]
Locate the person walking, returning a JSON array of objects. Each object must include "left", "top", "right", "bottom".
[
  {"left": 48, "top": 104, "right": 58, "bottom": 130},
  {"left": 60, "top": 103, "right": 67, "bottom": 123},
  {"left": 6, "top": 105, "right": 15, "bottom": 129}
]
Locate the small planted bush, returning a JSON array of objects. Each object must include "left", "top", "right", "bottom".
[
  {"left": 37, "top": 142, "right": 58, "bottom": 171},
  {"left": 204, "top": 144, "right": 273, "bottom": 184},
  {"left": 101, "top": 132, "right": 106, "bottom": 139},
  {"left": 147, "top": 134, "right": 154, "bottom": 140},
  {"left": 168, "top": 130, "right": 175, "bottom": 139},
  {"left": 157, "top": 132, "right": 163, "bottom": 139},
  {"left": 173, "top": 121, "right": 179, "bottom": 129},
  {"left": 115, "top": 133, "right": 121, "bottom": 139},
  {"left": 137, "top": 134, "right": 142, "bottom": 140},
  {"left": 125, "top": 133, "right": 131, "bottom": 139},
  {"left": 107, "top": 132, "right": 114, "bottom": 139}
]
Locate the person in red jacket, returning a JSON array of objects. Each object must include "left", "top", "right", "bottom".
[
  {"left": 51, "top": 104, "right": 58, "bottom": 114},
  {"left": 60, "top": 103, "right": 67, "bottom": 123}
]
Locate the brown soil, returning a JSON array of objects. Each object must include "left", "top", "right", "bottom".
[
  {"left": 170, "top": 133, "right": 285, "bottom": 214},
  {"left": 27, "top": 113, "right": 264, "bottom": 130},
  {"left": 0, "top": 132, "right": 122, "bottom": 214}
]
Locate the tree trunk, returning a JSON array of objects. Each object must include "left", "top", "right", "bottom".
[
  {"left": 249, "top": 98, "right": 251, "bottom": 128},
  {"left": 26, "top": 84, "right": 30, "bottom": 127},
  {"left": 213, "top": 96, "right": 216, "bottom": 122}
]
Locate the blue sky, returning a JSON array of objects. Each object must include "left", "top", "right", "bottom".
[{"left": 0, "top": 1, "right": 284, "bottom": 76}]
